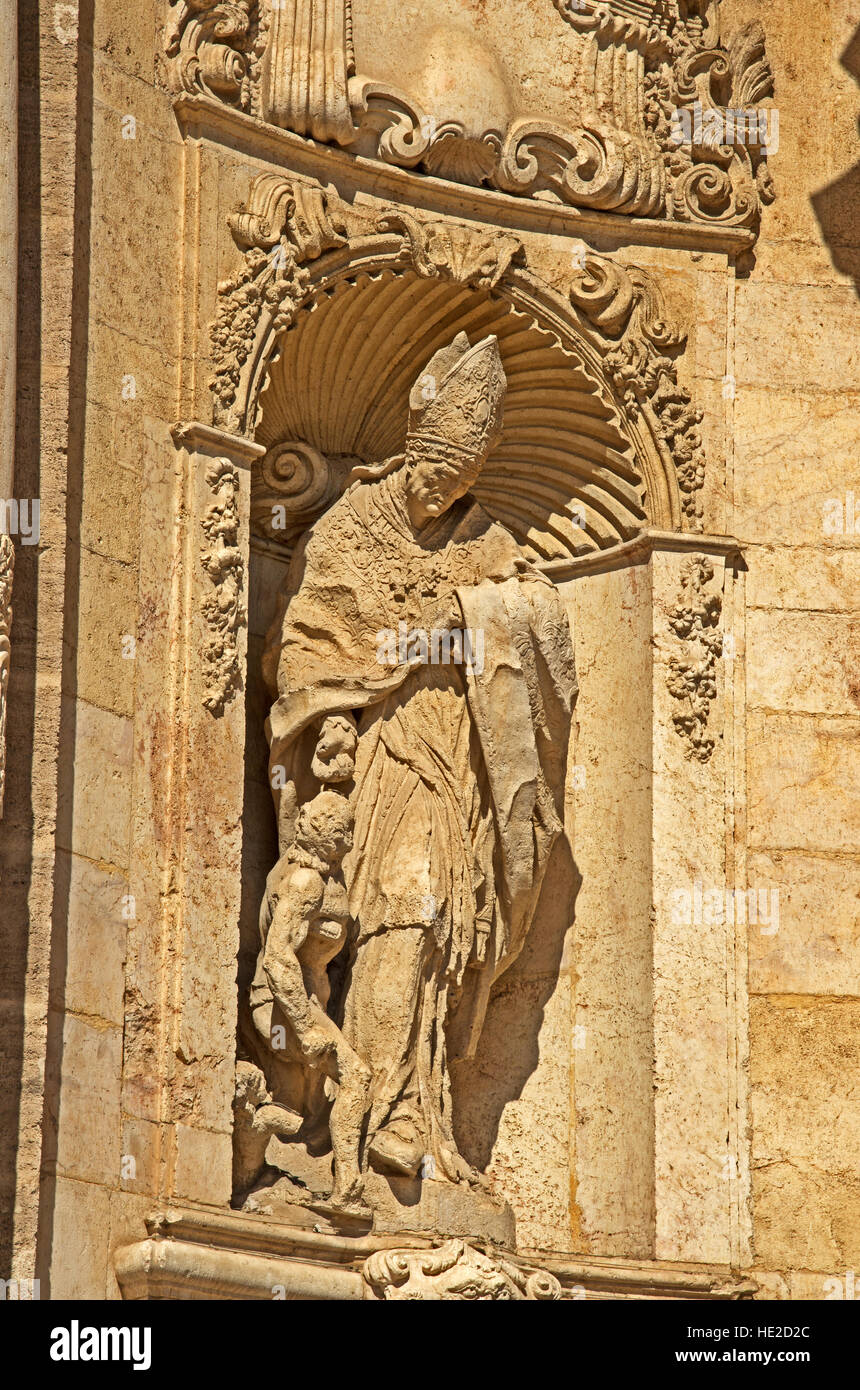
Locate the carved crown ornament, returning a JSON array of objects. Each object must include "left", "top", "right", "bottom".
[
  {"left": 163, "top": 0, "right": 775, "bottom": 236},
  {"left": 210, "top": 173, "right": 708, "bottom": 563}
]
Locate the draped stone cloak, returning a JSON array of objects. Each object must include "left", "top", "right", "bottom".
[{"left": 262, "top": 466, "right": 576, "bottom": 1163}]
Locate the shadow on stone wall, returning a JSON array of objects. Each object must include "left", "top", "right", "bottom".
[{"left": 811, "top": 25, "right": 860, "bottom": 300}]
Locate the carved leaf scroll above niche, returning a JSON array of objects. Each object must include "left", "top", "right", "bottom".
[{"left": 163, "top": 0, "right": 776, "bottom": 235}]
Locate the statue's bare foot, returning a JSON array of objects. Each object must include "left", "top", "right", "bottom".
[{"left": 329, "top": 1176, "right": 370, "bottom": 1216}]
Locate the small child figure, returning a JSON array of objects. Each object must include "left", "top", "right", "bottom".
[{"left": 253, "top": 788, "right": 370, "bottom": 1212}]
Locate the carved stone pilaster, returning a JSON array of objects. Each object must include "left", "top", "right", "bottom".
[
  {"left": 665, "top": 555, "right": 723, "bottom": 761},
  {"left": 0, "top": 532, "right": 13, "bottom": 816}
]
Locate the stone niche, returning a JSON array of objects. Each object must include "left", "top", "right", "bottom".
[{"left": 111, "top": 0, "right": 775, "bottom": 1301}]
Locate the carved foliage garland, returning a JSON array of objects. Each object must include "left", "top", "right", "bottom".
[
  {"left": 665, "top": 555, "right": 723, "bottom": 761},
  {"left": 200, "top": 459, "right": 244, "bottom": 714},
  {"left": 569, "top": 251, "right": 705, "bottom": 526},
  {"left": 0, "top": 533, "right": 13, "bottom": 815}
]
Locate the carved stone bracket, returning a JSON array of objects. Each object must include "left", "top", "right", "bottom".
[
  {"left": 163, "top": 1, "right": 268, "bottom": 115},
  {"left": 362, "top": 1240, "right": 562, "bottom": 1301},
  {"left": 200, "top": 458, "right": 244, "bottom": 715},
  {"left": 0, "top": 532, "right": 13, "bottom": 816},
  {"left": 569, "top": 251, "right": 706, "bottom": 526},
  {"left": 665, "top": 554, "right": 723, "bottom": 760}
]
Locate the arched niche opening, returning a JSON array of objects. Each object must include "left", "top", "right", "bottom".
[{"left": 234, "top": 263, "right": 660, "bottom": 1243}]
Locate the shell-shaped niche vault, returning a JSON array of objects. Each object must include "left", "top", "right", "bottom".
[{"left": 253, "top": 269, "right": 648, "bottom": 561}]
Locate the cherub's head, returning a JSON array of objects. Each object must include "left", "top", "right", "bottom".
[
  {"left": 311, "top": 713, "right": 358, "bottom": 784},
  {"left": 294, "top": 790, "right": 353, "bottom": 868}
]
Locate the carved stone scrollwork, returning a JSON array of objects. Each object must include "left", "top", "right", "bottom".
[
  {"left": 210, "top": 176, "right": 347, "bottom": 433},
  {"left": 0, "top": 533, "right": 13, "bottom": 816},
  {"left": 362, "top": 1241, "right": 562, "bottom": 1301},
  {"left": 569, "top": 252, "right": 706, "bottom": 526},
  {"left": 200, "top": 458, "right": 244, "bottom": 715},
  {"left": 644, "top": 15, "right": 776, "bottom": 229},
  {"left": 163, "top": 1, "right": 267, "bottom": 113},
  {"left": 665, "top": 555, "right": 723, "bottom": 761},
  {"left": 250, "top": 441, "right": 356, "bottom": 545}
]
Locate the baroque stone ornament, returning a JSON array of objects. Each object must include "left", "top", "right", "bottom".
[
  {"left": 0, "top": 532, "right": 13, "bottom": 816},
  {"left": 569, "top": 250, "right": 705, "bottom": 526},
  {"left": 236, "top": 331, "right": 577, "bottom": 1226},
  {"left": 362, "top": 1241, "right": 562, "bottom": 1301},
  {"left": 665, "top": 555, "right": 723, "bottom": 761},
  {"left": 210, "top": 175, "right": 346, "bottom": 433},
  {"left": 163, "top": 1, "right": 267, "bottom": 114},
  {"left": 165, "top": 1, "right": 775, "bottom": 234},
  {"left": 200, "top": 458, "right": 244, "bottom": 715}
]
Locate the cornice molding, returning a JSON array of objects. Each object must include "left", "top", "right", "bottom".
[{"left": 173, "top": 94, "right": 757, "bottom": 259}]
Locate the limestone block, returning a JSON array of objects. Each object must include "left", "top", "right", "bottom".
[
  {"left": 77, "top": 549, "right": 139, "bottom": 719},
  {"left": 748, "top": 712, "right": 860, "bottom": 853},
  {"left": 747, "top": 546, "right": 860, "bottom": 613},
  {"left": 173, "top": 1126, "right": 233, "bottom": 1207},
  {"left": 747, "top": 611, "right": 860, "bottom": 716},
  {"left": 53, "top": 1013, "right": 123, "bottom": 1188},
  {"left": 49, "top": 1177, "right": 113, "bottom": 1300},
  {"left": 750, "top": 997, "right": 860, "bottom": 1271},
  {"left": 63, "top": 850, "right": 129, "bottom": 1026},
  {"left": 57, "top": 698, "right": 133, "bottom": 869},
  {"left": 748, "top": 851, "right": 860, "bottom": 998}
]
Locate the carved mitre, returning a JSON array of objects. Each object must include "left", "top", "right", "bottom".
[{"left": 407, "top": 332, "right": 506, "bottom": 473}]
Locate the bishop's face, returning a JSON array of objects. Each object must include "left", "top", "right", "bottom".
[{"left": 404, "top": 445, "right": 482, "bottom": 528}]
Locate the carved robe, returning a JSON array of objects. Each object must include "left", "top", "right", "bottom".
[{"left": 264, "top": 462, "right": 576, "bottom": 1179}]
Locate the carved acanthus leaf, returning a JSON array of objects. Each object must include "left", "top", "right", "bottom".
[
  {"left": 378, "top": 213, "right": 524, "bottom": 290},
  {"left": 569, "top": 253, "right": 705, "bottom": 525},
  {"left": 163, "top": 1, "right": 266, "bottom": 114},
  {"left": 200, "top": 459, "right": 243, "bottom": 714},
  {"left": 362, "top": 1240, "right": 562, "bottom": 1302},
  {"left": 665, "top": 555, "right": 723, "bottom": 760}
]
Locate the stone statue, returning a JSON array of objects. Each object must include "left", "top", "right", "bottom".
[{"left": 241, "top": 331, "right": 576, "bottom": 1219}]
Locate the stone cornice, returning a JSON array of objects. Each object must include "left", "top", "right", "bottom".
[
  {"left": 546, "top": 529, "right": 744, "bottom": 582},
  {"left": 173, "top": 95, "right": 757, "bottom": 259},
  {"left": 113, "top": 1206, "right": 757, "bottom": 1301}
]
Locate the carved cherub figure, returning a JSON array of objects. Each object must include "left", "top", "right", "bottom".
[{"left": 254, "top": 788, "right": 370, "bottom": 1211}]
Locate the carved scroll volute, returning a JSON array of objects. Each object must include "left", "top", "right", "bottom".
[
  {"left": 250, "top": 440, "right": 354, "bottom": 545},
  {"left": 261, "top": 0, "right": 356, "bottom": 144}
]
